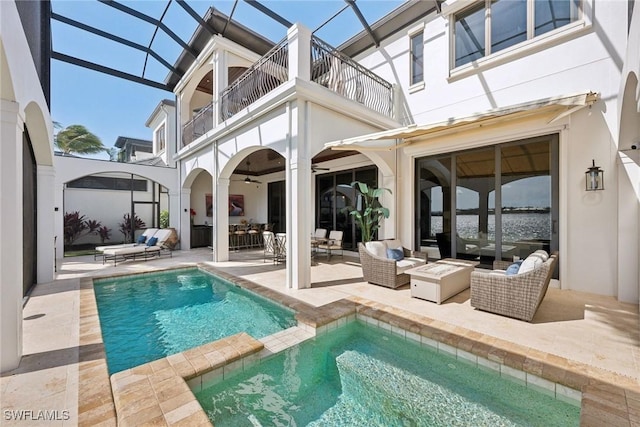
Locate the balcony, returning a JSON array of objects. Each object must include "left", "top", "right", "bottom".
[
  {"left": 182, "top": 102, "right": 214, "bottom": 147},
  {"left": 220, "top": 38, "right": 289, "bottom": 122},
  {"left": 311, "top": 36, "right": 393, "bottom": 118},
  {"left": 181, "top": 26, "right": 393, "bottom": 148}
]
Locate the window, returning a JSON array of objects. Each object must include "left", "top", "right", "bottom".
[
  {"left": 67, "top": 176, "right": 148, "bottom": 191},
  {"left": 410, "top": 31, "right": 424, "bottom": 85},
  {"left": 156, "top": 124, "right": 165, "bottom": 152},
  {"left": 454, "top": 0, "right": 580, "bottom": 68}
]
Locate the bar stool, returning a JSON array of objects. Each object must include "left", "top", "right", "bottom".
[
  {"left": 229, "top": 225, "right": 237, "bottom": 251},
  {"left": 234, "top": 224, "right": 247, "bottom": 249},
  {"left": 247, "top": 223, "right": 261, "bottom": 248}
]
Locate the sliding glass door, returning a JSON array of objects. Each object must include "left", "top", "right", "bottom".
[
  {"left": 315, "top": 167, "right": 377, "bottom": 251},
  {"left": 415, "top": 134, "right": 558, "bottom": 273}
]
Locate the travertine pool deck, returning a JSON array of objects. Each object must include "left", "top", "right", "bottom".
[{"left": 1, "top": 248, "right": 638, "bottom": 426}]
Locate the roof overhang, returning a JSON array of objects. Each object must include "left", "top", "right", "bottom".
[{"left": 324, "top": 92, "right": 599, "bottom": 151}]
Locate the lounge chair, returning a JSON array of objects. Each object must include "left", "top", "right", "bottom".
[
  {"left": 102, "top": 229, "right": 175, "bottom": 266},
  {"left": 470, "top": 250, "right": 558, "bottom": 321},
  {"left": 94, "top": 228, "right": 158, "bottom": 260},
  {"left": 358, "top": 239, "right": 427, "bottom": 288}
]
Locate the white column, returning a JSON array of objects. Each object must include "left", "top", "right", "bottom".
[
  {"left": 1, "top": 99, "right": 24, "bottom": 372},
  {"left": 180, "top": 189, "right": 191, "bottom": 249},
  {"left": 380, "top": 173, "right": 396, "bottom": 240},
  {"left": 168, "top": 190, "right": 181, "bottom": 245},
  {"left": 214, "top": 177, "right": 230, "bottom": 262},
  {"left": 54, "top": 183, "right": 64, "bottom": 269},
  {"left": 285, "top": 101, "right": 312, "bottom": 289},
  {"left": 287, "top": 24, "right": 311, "bottom": 82},
  {"left": 617, "top": 151, "right": 640, "bottom": 303},
  {"left": 213, "top": 50, "right": 227, "bottom": 127},
  {"left": 37, "top": 165, "right": 55, "bottom": 283}
]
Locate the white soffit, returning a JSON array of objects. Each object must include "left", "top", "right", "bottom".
[{"left": 324, "top": 91, "right": 599, "bottom": 151}]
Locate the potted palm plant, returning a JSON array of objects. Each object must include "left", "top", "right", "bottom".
[{"left": 343, "top": 181, "right": 391, "bottom": 243}]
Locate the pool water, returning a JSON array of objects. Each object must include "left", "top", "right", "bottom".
[
  {"left": 94, "top": 268, "right": 296, "bottom": 374},
  {"left": 196, "top": 321, "right": 580, "bottom": 426}
]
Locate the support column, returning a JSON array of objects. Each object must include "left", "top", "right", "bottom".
[
  {"left": 37, "top": 165, "right": 55, "bottom": 283},
  {"left": 168, "top": 190, "right": 181, "bottom": 245},
  {"left": 287, "top": 24, "right": 311, "bottom": 82},
  {"left": 617, "top": 151, "right": 640, "bottom": 303},
  {"left": 54, "top": 183, "right": 64, "bottom": 269},
  {"left": 214, "top": 178, "right": 230, "bottom": 262},
  {"left": 213, "top": 51, "right": 227, "bottom": 127},
  {"left": 380, "top": 173, "right": 396, "bottom": 240},
  {"left": 180, "top": 189, "right": 191, "bottom": 249},
  {"left": 285, "top": 101, "right": 312, "bottom": 289},
  {"left": 1, "top": 100, "right": 24, "bottom": 372}
]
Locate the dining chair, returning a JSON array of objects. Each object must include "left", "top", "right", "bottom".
[{"left": 318, "top": 230, "right": 343, "bottom": 260}]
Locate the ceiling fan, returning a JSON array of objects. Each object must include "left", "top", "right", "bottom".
[
  {"left": 233, "top": 161, "right": 262, "bottom": 184},
  {"left": 311, "top": 164, "right": 330, "bottom": 173}
]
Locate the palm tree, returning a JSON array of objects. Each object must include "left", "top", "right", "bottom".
[{"left": 55, "top": 124, "right": 105, "bottom": 155}]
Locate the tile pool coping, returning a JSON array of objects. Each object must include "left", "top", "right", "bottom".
[{"left": 78, "top": 263, "right": 640, "bottom": 426}]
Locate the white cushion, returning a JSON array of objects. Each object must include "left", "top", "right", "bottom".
[
  {"left": 385, "top": 239, "right": 402, "bottom": 250},
  {"left": 532, "top": 250, "right": 549, "bottom": 262},
  {"left": 518, "top": 250, "right": 548, "bottom": 274},
  {"left": 153, "top": 229, "right": 172, "bottom": 245},
  {"left": 396, "top": 257, "right": 426, "bottom": 273},
  {"left": 365, "top": 241, "right": 388, "bottom": 258}
]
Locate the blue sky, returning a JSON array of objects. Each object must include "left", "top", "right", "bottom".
[{"left": 50, "top": 0, "right": 403, "bottom": 159}]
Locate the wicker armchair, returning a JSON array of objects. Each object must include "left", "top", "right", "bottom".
[
  {"left": 470, "top": 251, "right": 558, "bottom": 322},
  {"left": 358, "top": 241, "right": 427, "bottom": 289}
]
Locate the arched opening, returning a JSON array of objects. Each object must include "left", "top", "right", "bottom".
[
  {"left": 312, "top": 149, "right": 380, "bottom": 251},
  {"left": 62, "top": 171, "right": 169, "bottom": 254},
  {"left": 189, "top": 169, "right": 214, "bottom": 248}
]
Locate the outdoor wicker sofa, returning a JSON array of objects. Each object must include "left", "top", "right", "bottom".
[
  {"left": 358, "top": 239, "right": 427, "bottom": 289},
  {"left": 470, "top": 250, "right": 558, "bottom": 322}
]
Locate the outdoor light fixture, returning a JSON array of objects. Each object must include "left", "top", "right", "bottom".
[{"left": 585, "top": 159, "right": 604, "bottom": 191}]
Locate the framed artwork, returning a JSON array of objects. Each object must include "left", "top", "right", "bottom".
[
  {"left": 229, "top": 194, "right": 244, "bottom": 216},
  {"left": 205, "top": 194, "right": 212, "bottom": 217}
]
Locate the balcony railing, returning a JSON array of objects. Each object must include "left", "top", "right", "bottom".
[
  {"left": 311, "top": 36, "right": 393, "bottom": 118},
  {"left": 219, "top": 38, "right": 289, "bottom": 121},
  {"left": 182, "top": 101, "right": 214, "bottom": 147}
]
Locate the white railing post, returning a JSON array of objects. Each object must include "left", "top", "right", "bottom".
[{"left": 287, "top": 23, "right": 311, "bottom": 82}]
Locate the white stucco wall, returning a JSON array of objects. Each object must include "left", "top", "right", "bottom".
[
  {"left": 352, "top": 0, "right": 633, "bottom": 299},
  {"left": 1, "top": 0, "right": 54, "bottom": 372}
]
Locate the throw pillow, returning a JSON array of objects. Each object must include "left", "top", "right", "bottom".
[
  {"left": 505, "top": 260, "right": 523, "bottom": 276},
  {"left": 146, "top": 237, "right": 158, "bottom": 247},
  {"left": 136, "top": 235, "right": 147, "bottom": 244},
  {"left": 386, "top": 247, "right": 404, "bottom": 261}
]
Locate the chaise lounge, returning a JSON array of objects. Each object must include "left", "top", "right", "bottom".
[
  {"left": 94, "top": 228, "right": 158, "bottom": 260},
  {"left": 101, "top": 229, "right": 175, "bottom": 266},
  {"left": 470, "top": 250, "right": 558, "bottom": 322},
  {"left": 358, "top": 239, "right": 427, "bottom": 289}
]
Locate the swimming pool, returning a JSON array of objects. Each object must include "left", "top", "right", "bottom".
[
  {"left": 93, "top": 268, "right": 296, "bottom": 374},
  {"left": 196, "top": 321, "right": 580, "bottom": 426}
]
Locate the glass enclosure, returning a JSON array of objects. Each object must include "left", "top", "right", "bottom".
[{"left": 415, "top": 134, "right": 558, "bottom": 272}]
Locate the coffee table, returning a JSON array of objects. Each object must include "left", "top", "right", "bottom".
[{"left": 406, "top": 260, "right": 476, "bottom": 304}]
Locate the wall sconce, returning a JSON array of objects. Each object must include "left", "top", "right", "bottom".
[{"left": 585, "top": 159, "right": 604, "bottom": 191}]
